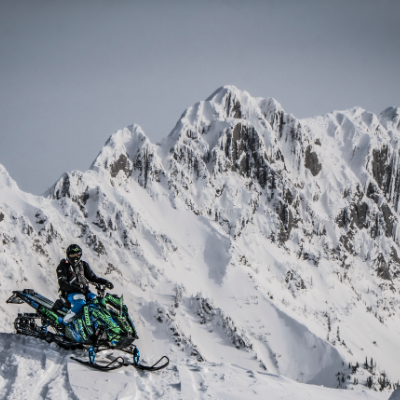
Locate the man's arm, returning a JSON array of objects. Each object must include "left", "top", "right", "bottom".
[
  {"left": 83, "top": 261, "right": 109, "bottom": 285},
  {"left": 57, "top": 263, "right": 71, "bottom": 293}
]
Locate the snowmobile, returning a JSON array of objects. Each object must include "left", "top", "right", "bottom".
[{"left": 6, "top": 284, "right": 169, "bottom": 372}]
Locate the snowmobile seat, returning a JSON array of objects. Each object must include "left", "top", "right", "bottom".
[{"left": 23, "top": 289, "right": 36, "bottom": 295}]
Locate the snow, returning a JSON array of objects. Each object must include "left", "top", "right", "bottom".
[
  {"left": 0, "top": 334, "right": 389, "bottom": 400},
  {"left": 1, "top": 85, "right": 400, "bottom": 398}
]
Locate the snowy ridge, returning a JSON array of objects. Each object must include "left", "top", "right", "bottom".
[{"left": 1, "top": 86, "right": 400, "bottom": 398}]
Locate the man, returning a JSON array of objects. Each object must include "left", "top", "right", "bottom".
[{"left": 56, "top": 243, "right": 114, "bottom": 323}]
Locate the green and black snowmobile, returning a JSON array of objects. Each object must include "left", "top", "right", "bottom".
[{"left": 6, "top": 284, "right": 169, "bottom": 371}]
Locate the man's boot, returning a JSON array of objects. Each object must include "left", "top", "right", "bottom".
[{"left": 63, "top": 309, "right": 76, "bottom": 324}]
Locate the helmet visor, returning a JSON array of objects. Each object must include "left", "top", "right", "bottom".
[{"left": 69, "top": 252, "right": 82, "bottom": 259}]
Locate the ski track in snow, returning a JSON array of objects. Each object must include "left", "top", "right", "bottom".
[{"left": 0, "top": 334, "right": 77, "bottom": 400}]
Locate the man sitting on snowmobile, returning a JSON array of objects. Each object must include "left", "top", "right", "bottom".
[{"left": 56, "top": 243, "right": 114, "bottom": 323}]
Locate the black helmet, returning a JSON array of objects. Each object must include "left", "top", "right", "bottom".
[{"left": 66, "top": 244, "right": 82, "bottom": 266}]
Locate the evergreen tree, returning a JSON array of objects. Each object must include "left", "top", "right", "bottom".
[{"left": 366, "top": 376, "right": 373, "bottom": 388}]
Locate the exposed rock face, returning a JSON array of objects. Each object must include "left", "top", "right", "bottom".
[
  {"left": 90, "top": 124, "right": 166, "bottom": 193},
  {"left": 109, "top": 154, "right": 132, "bottom": 178},
  {"left": 44, "top": 87, "right": 400, "bottom": 273},
  {"left": 371, "top": 146, "right": 391, "bottom": 193},
  {"left": 304, "top": 146, "right": 322, "bottom": 176},
  {"left": 154, "top": 89, "right": 400, "bottom": 307}
]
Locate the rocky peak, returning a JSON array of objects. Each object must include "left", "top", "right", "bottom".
[
  {"left": 45, "top": 124, "right": 167, "bottom": 219},
  {"left": 379, "top": 107, "right": 400, "bottom": 136},
  {"left": 91, "top": 124, "right": 166, "bottom": 192},
  {"left": 92, "top": 124, "right": 148, "bottom": 178},
  {"left": 206, "top": 85, "right": 247, "bottom": 119},
  {"left": 257, "top": 97, "right": 285, "bottom": 128}
]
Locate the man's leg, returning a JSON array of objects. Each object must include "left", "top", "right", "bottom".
[{"left": 63, "top": 293, "right": 87, "bottom": 323}]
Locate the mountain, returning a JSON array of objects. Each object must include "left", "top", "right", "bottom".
[{"left": 1, "top": 86, "right": 400, "bottom": 397}]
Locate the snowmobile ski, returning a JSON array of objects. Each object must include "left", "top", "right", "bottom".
[
  {"left": 120, "top": 346, "right": 170, "bottom": 372},
  {"left": 70, "top": 345, "right": 169, "bottom": 372},
  {"left": 70, "top": 355, "right": 125, "bottom": 371},
  {"left": 132, "top": 356, "right": 170, "bottom": 372}
]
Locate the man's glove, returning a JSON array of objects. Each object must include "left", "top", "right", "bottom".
[
  {"left": 82, "top": 285, "right": 90, "bottom": 294},
  {"left": 105, "top": 281, "right": 114, "bottom": 290}
]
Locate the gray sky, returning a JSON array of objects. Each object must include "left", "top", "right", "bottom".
[{"left": 1, "top": 0, "right": 399, "bottom": 195}]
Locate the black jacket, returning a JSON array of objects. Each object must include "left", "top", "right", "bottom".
[{"left": 56, "top": 259, "right": 108, "bottom": 296}]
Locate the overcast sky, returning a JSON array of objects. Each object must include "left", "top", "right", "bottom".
[{"left": 1, "top": 0, "right": 399, "bottom": 195}]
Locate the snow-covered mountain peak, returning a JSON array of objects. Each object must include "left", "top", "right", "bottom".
[
  {"left": 92, "top": 124, "right": 166, "bottom": 193},
  {"left": 206, "top": 85, "right": 256, "bottom": 117},
  {"left": 91, "top": 124, "right": 148, "bottom": 172},
  {"left": 46, "top": 123, "right": 166, "bottom": 205},
  {"left": 162, "top": 85, "right": 250, "bottom": 145},
  {"left": 164, "top": 85, "right": 283, "bottom": 144},
  {"left": 205, "top": 84, "right": 241, "bottom": 101},
  {"left": 204, "top": 84, "right": 285, "bottom": 127},
  {"left": 0, "top": 163, "right": 18, "bottom": 190},
  {"left": 155, "top": 85, "right": 292, "bottom": 221}
]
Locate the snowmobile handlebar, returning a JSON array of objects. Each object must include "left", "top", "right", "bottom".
[{"left": 89, "top": 282, "right": 107, "bottom": 297}]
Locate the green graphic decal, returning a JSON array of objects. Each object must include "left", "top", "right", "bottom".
[
  {"left": 92, "top": 309, "right": 119, "bottom": 331},
  {"left": 116, "top": 315, "right": 132, "bottom": 333},
  {"left": 39, "top": 306, "right": 59, "bottom": 323},
  {"left": 75, "top": 319, "right": 87, "bottom": 341},
  {"left": 106, "top": 294, "right": 120, "bottom": 307},
  {"left": 83, "top": 306, "right": 94, "bottom": 336},
  {"left": 65, "top": 326, "right": 74, "bottom": 341},
  {"left": 84, "top": 306, "right": 91, "bottom": 326}
]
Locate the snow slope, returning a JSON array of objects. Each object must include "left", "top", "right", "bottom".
[
  {"left": 1, "top": 86, "right": 400, "bottom": 398},
  {"left": 0, "top": 334, "right": 389, "bottom": 400}
]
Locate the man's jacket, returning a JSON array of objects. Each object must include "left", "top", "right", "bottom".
[{"left": 56, "top": 259, "right": 108, "bottom": 296}]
